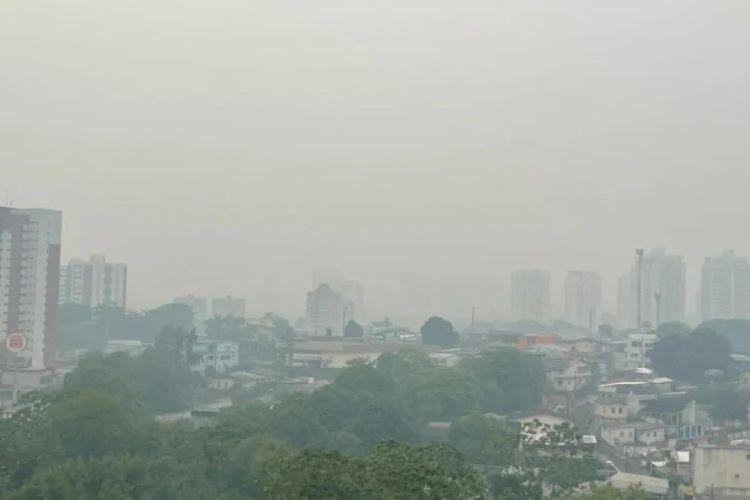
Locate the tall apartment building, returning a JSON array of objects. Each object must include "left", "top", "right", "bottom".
[
  {"left": 59, "top": 254, "right": 127, "bottom": 309},
  {"left": 564, "top": 271, "right": 602, "bottom": 330},
  {"left": 211, "top": 295, "right": 246, "bottom": 318},
  {"left": 511, "top": 269, "right": 551, "bottom": 323},
  {"left": 0, "top": 207, "right": 62, "bottom": 370},
  {"left": 618, "top": 249, "right": 685, "bottom": 329},
  {"left": 700, "top": 250, "right": 750, "bottom": 321},
  {"left": 174, "top": 295, "right": 208, "bottom": 324},
  {"left": 306, "top": 284, "right": 353, "bottom": 336}
]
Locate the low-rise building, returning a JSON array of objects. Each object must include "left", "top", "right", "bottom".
[
  {"left": 191, "top": 340, "right": 239, "bottom": 374},
  {"left": 546, "top": 360, "right": 592, "bottom": 392},
  {"left": 601, "top": 423, "right": 635, "bottom": 447}
]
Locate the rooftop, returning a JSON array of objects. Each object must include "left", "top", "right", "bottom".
[{"left": 608, "top": 472, "right": 669, "bottom": 495}]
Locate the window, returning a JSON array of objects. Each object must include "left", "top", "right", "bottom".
[{"left": 618, "top": 407, "right": 623, "bottom": 414}]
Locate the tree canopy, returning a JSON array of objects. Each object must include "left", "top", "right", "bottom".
[
  {"left": 420, "top": 316, "right": 459, "bottom": 348},
  {"left": 650, "top": 327, "right": 734, "bottom": 383}
]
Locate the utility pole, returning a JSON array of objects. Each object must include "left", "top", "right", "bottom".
[
  {"left": 636, "top": 249, "right": 644, "bottom": 332},
  {"left": 470, "top": 306, "right": 476, "bottom": 334}
]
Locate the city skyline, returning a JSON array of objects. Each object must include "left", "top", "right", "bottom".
[{"left": 4, "top": 0, "right": 749, "bottom": 312}]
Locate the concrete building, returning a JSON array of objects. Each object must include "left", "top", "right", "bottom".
[
  {"left": 174, "top": 295, "right": 208, "bottom": 324},
  {"left": 564, "top": 270, "right": 602, "bottom": 330},
  {"left": 306, "top": 284, "right": 353, "bottom": 337},
  {"left": 211, "top": 296, "right": 246, "bottom": 318},
  {"left": 59, "top": 254, "right": 127, "bottom": 309},
  {"left": 511, "top": 269, "right": 551, "bottom": 322},
  {"left": 191, "top": 340, "right": 239, "bottom": 374},
  {"left": 0, "top": 207, "right": 62, "bottom": 370},
  {"left": 619, "top": 249, "right": 685, "bottom": 329},
  {"left": 546, "top": 359, "right": 592, "bottom": 392},
  {"left": 692, "top": 443, "right": 750, "bottom": 499},
  {"left": 701, "top": 250, "right": 750, "bottom": 321}
]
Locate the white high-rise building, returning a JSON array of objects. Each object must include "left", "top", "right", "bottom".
[
  {"left": 619, "top": 249, "right": 686, "bottom": 330},
  {"left": 0, "top": 207, "right": 62, "bottom": 370},
  {"left": 59, "top": 254, "right": 127, "bottom": 309},
  {"left": 511, "top": 269, "right": 551, "bottom": 322},
  {"left": 701, "top": 250, "right": 750, "bottom": 321},
  {"left": 306, "top": 284, "right": 353, "bottom": 336},
  {"left": 564, "top": 271, "right": 602, "bottom": 330}
]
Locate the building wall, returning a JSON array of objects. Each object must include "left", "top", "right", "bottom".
[
  {"left": 701, "top": 251, "right": 750, "bottom": 321},
  {"left": 306, "top": 284, "right": 352, "bottom": 336},
  {"left": 59, "top": 255, "right": 127, "bottom": 309},
  {"left": 621, "top": 249, "right": 686, "bottom": 329},
  {"left": 511, "top": 269, "right": 551, "bottom": 322},
  {"left": 565, "top": 270, "right": 602, "bottom": 330},
  {"left": 693, "top": 445, "right": 750, "bottom": 499},
  {"left": 601, "top": 424, "right": 635, "bottom": 447},
  {"left": 0, "top": 207, "right": 62, "bottom": 370}
]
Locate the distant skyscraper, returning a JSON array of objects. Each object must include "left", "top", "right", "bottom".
[
  {"left": 0, "top": 207, "right": 62, "bottom": 370},
  {"left": 511, "top": 269, "right": 551, "bottom": 322},
  {"left": 306, "top": 284, "right": 353, "bottom": 336},
  {"left": 59, "top": 254, "right": 127, "bottom": 309},
  {"left": 174, "top": 295, "right": 208, "bottom": 324},
  {"left": 620, "top": 249, "right": 685, "bottom": 329},
  {"left": 564, "top": 271, "right": 602, "bottom": 330},
  {"left": 701, "top": 250, "right": 750, "bottom": 321},
  {"left": 340, "top": 280, "right": 365, "bottom": 323},
  {"left": 211, "top": 296, "right": 246, "bottom": 318}
]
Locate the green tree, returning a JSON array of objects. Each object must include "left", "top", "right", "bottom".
[
  {"left": 344, "top": 320, "right": 365, "bottom": 338},
  {"left": 650, "top": 328, "right": 733, "bottom": 383},
  {"left": 447, "top": 414, "right": 518, "bottom": 465},
  {"left": 420, "top": 316, "right": 459, "bottom": 348},
  {"left": 459, "top": 348, "right": 545, "bottom": 414}
]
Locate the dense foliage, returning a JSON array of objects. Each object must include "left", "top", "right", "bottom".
[
  {"left": 650, "top": 327, "right": 734, "bottom": 383},
  {"left": 2, "top": 333, "right": 599, "bottom": 498},
  {"left": 59, "top": 303, "right": 194, "bottom": 351},
  {"left": 420, "top": 316, "right": 459, "bottom": 348}
]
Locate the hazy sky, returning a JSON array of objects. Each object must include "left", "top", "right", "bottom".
[{"left": 3, "top": 0, "right": 749, "bottom": 317}]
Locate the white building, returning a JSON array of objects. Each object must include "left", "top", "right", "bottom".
[
  {"left": 619, "top": 249, "right": 685, "bottom": 330},
  {"left": 211, "top": 296, "right": 246, "bottom": 318},
  {"left": 59, "top": 254, "right": 127, "bottom": 309},
  {"left": 564, "top": 270, "right": 602, "bottom": 330},
  {"left": 191, "top": 340, "right": 239, "bottom": 374},
  {"left": 701, "top": 250, "right": 750, "bottom": 321},
  {"left": 511, "top": 269, "right": 551, "bottom": 322},
  {"left": 306, "top": 284, "right": 353, "bottom": 337},
  {"left": 547, "top": 360, "right": 592, "bottom": 392},
  {"left": 692, "top": 443, "right": 750, "bottom": 499},
  {"left": 0, "top": 207, "right": 62, "bottom": 371}
]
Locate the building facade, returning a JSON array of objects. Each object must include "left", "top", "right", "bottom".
[
  {"left": 511, "top": 269, "right": 551, "bottom": 323},
  {"left": 0, "top": 207, "right": 62, "bottom": 370},
  {"left": 306, "top": 284, "right": 353, "bottom": 336},
  {"left": 619, "top": 249, "right": 685, "bottom": 330},
  {"left": 59, "top": 254, "right": 127, "bottom": 309},
  {"left": 564, "top": 270, "right": 602, "bottom": 330},
  {"left": 701, "top": 250, "right": 750, "bottom": 321},
  {"left": 692, "top": 443, "right": 750, "bottom": 499}
]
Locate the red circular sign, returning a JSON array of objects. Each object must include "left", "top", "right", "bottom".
[{"left": 7, "top": 333, "right": 26, "bottom": 353}]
